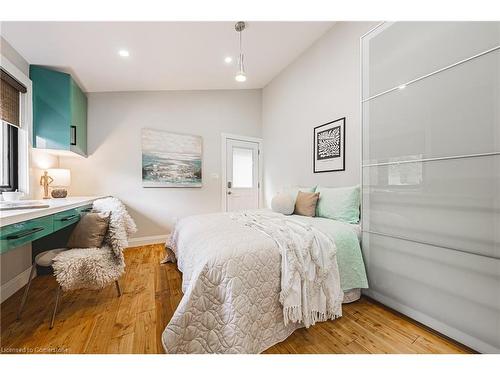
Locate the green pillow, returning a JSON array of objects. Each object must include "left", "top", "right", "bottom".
[
  {"left": 315, "top": 185, "right": 360, "bottom": 223},
  {"left": 285, "top": 186, "right": 316, "bottom": 202}
]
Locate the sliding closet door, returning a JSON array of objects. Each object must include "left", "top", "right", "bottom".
[{"left": 361, "top": 22, "right": 500, "bottom": 353}]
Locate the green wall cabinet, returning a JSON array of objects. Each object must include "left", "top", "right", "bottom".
[{"left": 30, "top": 65, "right": 88, "bottom": 157}]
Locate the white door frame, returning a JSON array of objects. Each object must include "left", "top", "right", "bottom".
[{"left": 221, "top": 133, "right": 263, "bottom": 212}]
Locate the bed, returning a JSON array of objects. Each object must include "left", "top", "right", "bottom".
[{"left": 161, "top": 209, "right": 368, "bottom": 354}]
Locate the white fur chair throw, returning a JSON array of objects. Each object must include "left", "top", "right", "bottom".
[{"left": 53, "top": 197, "right": 137, "bottom": 291}]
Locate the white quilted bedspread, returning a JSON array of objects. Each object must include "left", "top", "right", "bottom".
[{"left": 161, "top": 210, "right": 364, "bottom": 354}]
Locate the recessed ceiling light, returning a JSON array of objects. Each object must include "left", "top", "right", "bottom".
[
  {"left": 118, "top": 49, "right": 130, "bottom": 57},
  {"left": 224, "top": 56, "right": 233, "bottom": 64}
]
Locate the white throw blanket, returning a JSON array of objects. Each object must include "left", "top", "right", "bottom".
[
  {"left": 53, "top": 197, "right": 137, "bottom": 291},
  {"left": 232, "top": 211, "right": 344, "bottom": 328}
]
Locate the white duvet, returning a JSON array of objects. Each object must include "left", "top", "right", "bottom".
[{"left": 162, "top": 210, "right": 363, "bottom": 354}]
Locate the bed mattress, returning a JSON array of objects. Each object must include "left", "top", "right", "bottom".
[{"left": 351, "top": 223, "right": 362, "bottom": 241}]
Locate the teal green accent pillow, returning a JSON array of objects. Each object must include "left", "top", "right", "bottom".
[
  {"left": 285, "top": 186, "right": 316, "bottom": 202},
  {"left": 315, "top": 185, "right": 360, "bottom": 223}
]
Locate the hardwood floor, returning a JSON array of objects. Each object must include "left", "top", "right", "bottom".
[{"left": 0, "top": 244, "right": 474, "bottom": 354}]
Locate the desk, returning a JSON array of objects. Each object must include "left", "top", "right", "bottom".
[{"left": 0, "top": 197, "right": 104, "bottom": 254}]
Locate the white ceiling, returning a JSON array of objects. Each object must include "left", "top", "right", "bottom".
[{"left": 1, "top": 21, "right": 333, "bottom": 92}]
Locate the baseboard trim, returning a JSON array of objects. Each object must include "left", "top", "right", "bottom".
[
  {"left": 128, "top": 234, "right": 169, "bottom": 247},
  {"left": 1, "top": 266, "right": 33, "bottom": 303},
  {"left": 363, "top": 289, "right": 498, "bottom": 354}
]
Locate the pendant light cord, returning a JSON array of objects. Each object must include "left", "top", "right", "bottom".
[{"left": 239, "top": 29, "right": 243, "bottom": 71}]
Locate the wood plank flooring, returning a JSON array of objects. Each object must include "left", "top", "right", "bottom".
[{"left": 0, "top": 244, "right": 474, "bottom": 354}]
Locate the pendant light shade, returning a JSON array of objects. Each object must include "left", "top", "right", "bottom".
[
  {"left": 235, "top": 53, "right": 247, "bottom": 82},
  {"left": 235, "top": 72, "right": 247, "bottom": 82},
  {"left": 234, "top": 22, "right": 247, "bottom": 82}
]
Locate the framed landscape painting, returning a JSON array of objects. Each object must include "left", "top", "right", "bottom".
[
  {"left": 142, "top": 128, "right": 202, "bottom": 187},
  {"left": 313, "top": 117, "right": 345, "bottom": 173}
]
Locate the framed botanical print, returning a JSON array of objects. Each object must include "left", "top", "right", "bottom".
[{"left": 313, "top": 117, "right": 345, "bottom": 173}]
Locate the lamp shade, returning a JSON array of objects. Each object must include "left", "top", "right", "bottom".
[{"left": 47, "top": 168, "right": 71, "bottom": 187}]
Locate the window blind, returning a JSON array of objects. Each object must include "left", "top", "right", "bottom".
[{"left": 0, "top": 68, "right": 27, "bottom": 128}]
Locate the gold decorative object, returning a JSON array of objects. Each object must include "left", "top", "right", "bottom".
[{"left": 40, "top": 171, "right": 53, "bottom": 199}]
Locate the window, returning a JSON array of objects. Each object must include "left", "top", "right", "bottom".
[
  {"left": 232, "top": 147, "right": 254, "bottom": 188},
  {"left": 1, "top": 68, "right": 25, "bottom": 192},
  {"left": 0, "top": 123, "right": 18, "bottom": 191}
]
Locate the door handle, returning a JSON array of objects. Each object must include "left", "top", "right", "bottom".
[
  {"left": 227, "top": 191, "right": 232, "bottom": 195},
  {"left": 6, "top": 227, "right": 44, "bottom": 240},
  {"left": 60, "top": 214, "right": 79, "bottom": 222},
  {"left": 70, "top": 126, "right": 77, "bottom": 146},
  {"left": 227, "top": 181, "right": 232, "bottom": 188}
]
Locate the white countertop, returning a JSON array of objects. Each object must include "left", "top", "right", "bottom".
[{"left": 0, "top": 196, "right": 105, "bottom": 227}]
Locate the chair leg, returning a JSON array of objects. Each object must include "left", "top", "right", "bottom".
[
  {"left": 17, "top": 263, "right": 36, "bottom": 320},
  {"left": 115, "top": 280, "right": 122, "bottom": 297},
  {"left": 49, "top": 286, "right": 62, "bottom": 329}
]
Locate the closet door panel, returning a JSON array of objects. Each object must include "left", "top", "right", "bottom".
[
  {"left": 362, "top": 154, "right": 500, "bottom": 259},
  {"left": 362, "top": 49, "right": 500, "bottom": 165},
  {"left": 361, "top": 233, "right": 500, "bottom": 352},
  {"left": 363, "top": 22, "right": 500, "bottom": 99},
  {"left": 362, "top": 22, "right": 500, "bottom": 353}
]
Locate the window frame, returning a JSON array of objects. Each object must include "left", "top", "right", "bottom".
[
  {"left": 0, "top": 122, "right": 19, "bottom": 192},
  {"left": 0, "top": 54, "right": 32, "bottom": 196}
]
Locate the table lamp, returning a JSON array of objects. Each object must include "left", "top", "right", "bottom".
[{"left": 47, "top": 169, "right": 71, "bottom": 198}]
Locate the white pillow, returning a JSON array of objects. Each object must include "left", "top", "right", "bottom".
[{"left": 271, "top": 192, "right": 295, "bottom": 215}]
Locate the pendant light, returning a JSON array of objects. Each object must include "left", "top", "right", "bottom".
[{"left": 234, "top": 21, "right": 247, "bottom": 82}]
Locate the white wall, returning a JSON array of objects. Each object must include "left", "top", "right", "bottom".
[
  {"left": 60, "top": 89, "right": 262, "bottom": 239},
  {"left": 262, "top": 22, "right": 378, "bottom": 206},
  {"left": 0, "top": 36, "right": 29, "bottom": 76},
  {"left": 0, "top": 37, "right": 35, "bottom": 292}
]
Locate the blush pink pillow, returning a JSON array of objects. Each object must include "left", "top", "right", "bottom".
[{"left": 294, "top": 191, "right": 320, "bottom": 217}]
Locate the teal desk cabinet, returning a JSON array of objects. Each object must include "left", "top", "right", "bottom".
[
  {"left": 0, "top": 204, "right": 93, "bottom": 254},
  {"left": 0, "top": 216, "right": 54, "bottom": 253},
  {"left": 30, "top": 65, "right": 88, "bottom": 157}
]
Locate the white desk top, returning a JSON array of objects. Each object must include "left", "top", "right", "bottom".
[{"left": 0, "top": 196, "right": 105, "bottom": 227}]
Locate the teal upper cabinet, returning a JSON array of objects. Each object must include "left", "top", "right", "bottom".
[
  {"left": 30, "top": 66, "right": 87, "bottom": 157},
  {"left": 70, "top": 79, "right": 87, "bottom": 156}
]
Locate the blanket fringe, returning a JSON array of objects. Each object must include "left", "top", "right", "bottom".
[{"left": 283, "top": 305, "right": 342, "bottom": 328}]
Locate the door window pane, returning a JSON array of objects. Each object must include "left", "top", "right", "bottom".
[{"left": 232, "top": 147, "right": 253, "bottom": 188}]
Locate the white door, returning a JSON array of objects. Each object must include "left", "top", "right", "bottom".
[{"left": 225, "top": 138, "right": 260, "bottom": 212}]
